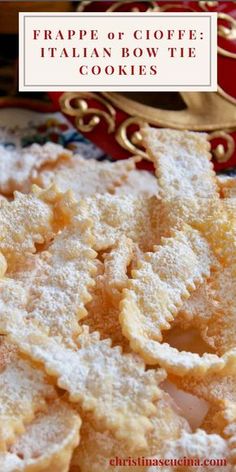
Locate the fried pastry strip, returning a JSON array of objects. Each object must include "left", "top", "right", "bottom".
[
  {"left": 35, "top": 154, "right": 137, "bottom": 198},
  {"left": 142, "top": 126, "right": 218, "bottom": 200},
  {"left": 0, "top": 400, "right": 81, "bottom": 472},
  {"left": 0, "top": 142, "right": 71, "bottom": 195},
  {"left": 0, "top": 216, "right": 97, "bottom": 344},
  {"left": 0, "top": 185, "right": 79, "bottom": 269},
  {"left": 170, "top": 370, "right": 236, "bottom": 409},
  {"left": 174, "top": 200, "right": 236, "bottom": 333},
  {"left": 78, "top": 194, "right": 160, "bottom": 252},
  {"left": 121, "top": 226, "right": 212, "bottom": 342},
  {"left": 73, "top": 392, "right": 189, "bottom": 472},
  {"left": 119, "top": 226, "right": 225, "bottom": 375},
  {"left": 147, "top": 429, "right": 229, "bottom": 472},
  {"left": 142, "top": 129, "right": 235, "bottom": 337},
  {"left": 84, "top": 241, "right": 132, "bottom": 350},
  {"left": 198, "top": 266, "right": 236, "bottom": 354},
  {"left": 0, "top": 191, "right": 54, "bottom": 267},
  {"left": 6, "top": 323, "right": 165, "bottom": 452},
  {"left": 102, "top": 236, "right": 134, "bottom": 305},
  {"left": 115, "top": 169, "right": 160, "bottom": 197}
]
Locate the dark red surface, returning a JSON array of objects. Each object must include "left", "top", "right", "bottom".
[{"left": 49, "top": 1, "right": 236, "bottom": 172}]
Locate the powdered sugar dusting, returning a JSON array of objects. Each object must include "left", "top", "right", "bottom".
[
  {"left": 148, "top": 429, "right": 229, "bottom": 472},
  {"left": 0, "top": 192, "right": 54, "bottom": 268},
  {"left": 0, "top": 142, "right": 71, "bottom": 195},
  {"left": 177, "top": 282, "right": 217, "bottom": 327},
  {"left": 202, "top": 266, "right": 236, "bottom": 354},
  {"left": 173, "top": 370, "right": 236, "bottom": 407},
  {"left": 10, "top": 400, "right": 80, "bottom": 460},
  {"left": 115, "top": 169, "right": 160, "bottom": 197},
  {"left": 35, "top": 153, "right": 136, "bottom": 198},
  {"left": 0, "top": 338, "right": 56, "bottom": 449},
  {"left": 0, "top": 217, "right": 97, "bottom": 344},
  {"left": 0, "top": 400, "right": 80, "bottom": 471},
  {"left": 74, "top": 392, "right": 189, "bottom": 472},
  {"left": 121, "top": 227, "right": 212, "bottom": 345},
  {"left": 8, "top": 322, "right": 163, "bottom": 452},
  {"left": 78, "top": 194, "right": 160, "bottom": 251},
  {"left": 142, "top": 126, "right": 218, "bottom": 200},
  {"left": 0, "top": 127, "right": 235, "bottom": 462}
]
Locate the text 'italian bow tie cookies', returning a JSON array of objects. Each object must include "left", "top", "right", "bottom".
[{"left": 1, "top": 126, "right": 236, "bottom": 470}]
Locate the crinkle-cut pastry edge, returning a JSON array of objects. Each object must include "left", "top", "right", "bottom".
[
  {"left": 0, "top": 184, "right": 79, "bottom": 269},
  {"left": 102, "top": 235, "right": 134, "bottom": 305},
  {"left": 78, "top": 193, "right": 161, "bottom": 252},
  {"left": 5, "top": 321, "right": 165, "bottom": 452},
  {"left": 141, "top": 125, "right": 218, "bottom": 200},
  {"left": 0, "top": 337, "right": 57, "bottom": 451},
  {"left": 222, "top": 404, "right": 236, "bottom": 466},
  {"left": 83, "top": 256, "right": 130, "bottom": 351},
  {"left": 11, "top": 215, "right": 97, "bottom": 342},
  {"left": 119, "top": 328, "right": 236, "bottom": 376},
  {"left": 35, "top": 154, "right": 139, "bottom": 198},
  {"left": 0, "top": 399, "right": 81, "bottom": 472},
  {"left": 199, "top": 266, "right": 236, "bottom": 355},
  {"left": 119, "top": 226, "right": 214, "bottom": 374},
  {"left": 71, "top": 391, "right": 190, "bottom": 472},
  {"left": 0, "top": 141, "right": 72, "bottom": 195}
]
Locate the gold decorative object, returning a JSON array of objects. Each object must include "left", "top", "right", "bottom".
[
  {"left": 59, "top": 92, "right": 116, "bottom": 134},
  {"left": 103, "top": 91, "right": 236, "bottom": 131},
  {"left": 199, "top": 2, "right": 219, "bottom": 12},
  {"left": 116, "top": 117, "right": 147, "bottom": 158},
  {"left": 217, "top": 13, "right": 236, "bottom": 59},
  {"left": 208, "top": 131, "right": 235, "bottom": 163},
  {"left": 60, "top": 90, "right": 236, "bottom": 163},
  {"left": 68, "top": 1, "right": 236, "bottom": 164}
]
